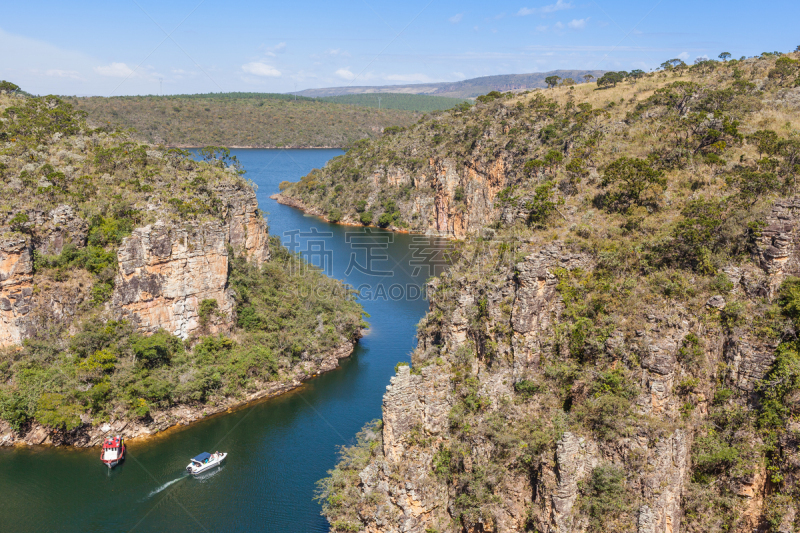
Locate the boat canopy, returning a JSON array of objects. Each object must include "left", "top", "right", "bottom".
[{"left": 192, "top": 452, "right": 212, "bottom": 463}]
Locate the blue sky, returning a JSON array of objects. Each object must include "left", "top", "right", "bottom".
[{"left": 1, "top": 0, "right": 798, "bottom": 96}]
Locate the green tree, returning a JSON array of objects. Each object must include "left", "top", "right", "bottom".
[
  {"left": 660, "top": 58, "right": 687, "bottom": 70},
  {"left": 748, "top": 130, "right": 781, "bottom": 158},
  {"left": 582, "top": 464, "right": 631, "bottom": 530},
  {"left": 327, "top": 208, "right": 343, "bottom": 223},
  {"left": 526, "top": 181, "right": 560, "bottom": 228},
  {"left": 0, "top": 80, "right": 20, "bottom": 92},
  {"left": 523, "top": 159, "right": 546, "bottom": 179},
  {"left": 583, "top": 74, "right": 595, "bottom": 82},
  {"left": 718, "top": 52, "right": 731, "bottom": 61},
  {"left": 600, "top": 157, "right": 666, "bottom": 210},
  {"left": 544, "top": 149, "right": 564, "bottom": 174},
  {"left": 545, "top": 76, "right": 561, "bottom": 89},
  {"left": 9, "top": 212, "right": 29, "bottom": 232},
  {"left": 597, "top": 71, "right": 624, "bottom": 88},
  {"left": 728, "top": 169, "right": 781, "bottom": 205},
  {"left": 768, "top": 56, "right": 800, "bottom": 83},
  {"left": 670, "top": 199, "right": 725, "bottom": 273},
  {"left": 131, "top": 329, "right": 182, "bottom": 368},
  {"left": 476, "top": 91, "right": 502, "bottom": 103},
  {"left": 35, "top": 393, "right": 82, "bottom": 431}
]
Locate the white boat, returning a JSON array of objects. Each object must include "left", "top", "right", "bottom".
[{"left": 186, "top": 451, "right": 227, "bottom": 474}]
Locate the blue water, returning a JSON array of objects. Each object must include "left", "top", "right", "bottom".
[{"left": 0, "top": 149, "right": 444, "bottom": 532}]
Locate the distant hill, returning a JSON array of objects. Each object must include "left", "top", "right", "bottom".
[
  {"left": 317, "top": 93, "right": 467, "bottom": 112},
  {"left": 295, "top": 70, "right": 607, "bottom": 99},
  {"left": 68, "top": 94, "right": 420, "bottom": 148}
]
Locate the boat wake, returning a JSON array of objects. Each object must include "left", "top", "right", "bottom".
[{"left": 145, "top": 475, "right": 187, "bottom": 499}]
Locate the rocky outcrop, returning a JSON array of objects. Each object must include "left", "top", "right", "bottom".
[
  {"left": 753, "top": 198, "right": 800, "bottom": 294},
  {"left": 112, "top": 222, "right": 234, "bottom": 339},
  {"left": 343, "top": 242, "right": 724, "bottom": 533},
  {"left": 0, "top": 237, "right": 33, "bottom": 346},
  {"left": 34, "top": 204, "right": 89, "bottom": 255},
  {"left": 219, "top": 185, "right": 270, "bottom": 265}
]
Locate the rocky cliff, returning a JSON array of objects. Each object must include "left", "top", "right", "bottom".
[
  {"left": 314, "top": 53, "right": 800, "bottom": 532},
  {"left": 0, "top": 91, "right": 364, "bottom": 447},
  {"left": 0, "top": 237, "right": 33, "bottom": 346}
]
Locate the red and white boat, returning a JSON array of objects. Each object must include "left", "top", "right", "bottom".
[{"left": 101, "top": 435, "right": 126, "bottom": 468}]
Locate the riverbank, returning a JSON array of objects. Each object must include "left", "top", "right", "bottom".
[
  {"left": 0, "top": 338, "right": 358, "bottom": 448},
  {"left": 270, "top": 193, "right": 427, "bottom": 235},
  {"left": 169, "top": 144, "right": 342, "bottom": 149}
]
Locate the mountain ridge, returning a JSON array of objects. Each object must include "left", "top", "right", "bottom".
[{"left": 294, "top": 69, "right": 607, "bottom": 99}]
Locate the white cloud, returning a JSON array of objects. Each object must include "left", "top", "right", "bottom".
[
  {"left": 325, "top": 48, "right": 350, "bottom": 57},
  {"left": 241, "top": 62, "right": 281, "bottom": 77},
  {"left": 517, "top": 0, "right": 572, "bottom": 16},
  {"left": 94, "top": 62, "right": 136, "bottom": 78},
  {"left": 554, "top": 21, "right": 564, "bottom": 29},
  {"left": 335, "top": 68, "right": 356, "bottom": 81},
  {"left": 45, "top": 69, "right": 81, "bottom": 79},
  {"left": 449, "top": 13, "right": 464, "bottom": 24},
  {"left": 677, "top": 51, "right": 690, "bottom": 60},
  {"left": 263, "top": 42, "right": 286, "bottom": 57},
  {"left": 568, "top": 18, "right": 587, "bottom": 29},
  {"left": 384, "top": 73, "right": 435, "bottom": 83},
  {"left": 536, "top": 25, "right": 548, "bottom": 32}
]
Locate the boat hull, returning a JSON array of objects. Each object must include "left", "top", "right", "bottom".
[
  {"left": 186, "top": 453, "right": 227, "bottom": 475},
  {"left": 101, "top": 442, "right": 125, "bottom": 469}
]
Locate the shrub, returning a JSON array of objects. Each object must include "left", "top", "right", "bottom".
[
  {"left": 9, "top": 212, "right": 29, "bottom": 232},
  {"left": 669, "top": 199, "right": 725, "bottom": 274},
  {"left": 198, "top": 298, "right": 219, "bottom": 330},
  {"left": 600, "top": 157, "right": 666, "bottom": 211},
  {"left": 87, "top": 216, "right": 133, "bottom": 246},
  {"left": 35, "top": 393, "right": 82, "bottom": 431},
  {"left": 677, "top": 333, "right": 705, "bottom": 372},
  {"left": 377, "top": 212, "right": 394, "bottom": 227},
  {"left": 0, "top": 80, "right": 20, "bottom": 92},
  {"left": 526, "top": 181, "right": 559, "bottom": 228},
  {"left": 77, "top": 349, "right": 117, "bottom": 379},
  {"left": 582, "top": 464, "right": 631, "bottom": 530},
  {"left": 0, "top": 391, "right": 30, "bottom": 431},
  {"left": 513, "top": 380, "right": 541, "bottom": 397},
  {"left": 691, "top": 430, "right": 742, "bottom": 482},
  {"left": 327, "top": 208, "right": 343, "bottom": 223},
  {"left": 476, "top": 91, "right": 502, "bottom": 104},
  {"left": 131, "top": 329, "right": 182, "bottom": 368},
  {"left": 359, "top": 211, "right": 373, "bottom": 225}
]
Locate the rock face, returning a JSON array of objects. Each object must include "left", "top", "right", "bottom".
[
  {"left": 220, "top": 185, "right": 271, "bottom": 266},
  {"left": 0, "top": 237, "right": 33, "bottom": 346},
  {"left": 112, "top": 222, "right": 234, "bottom": 338},
  {"left": 338, "top": 241, "right": 746, "bottom": 533},
  {"left": 35, "top": 204, "right": 89, "bottom": 255},
  {"left": 111, "top": 190, "right": 271, "bottom": 339},
  {"left": 753, "top": 197, "right": 800, "bottom": 293},
  {"left": 0, "top": 191, "right": 270, "bottom": 346}
]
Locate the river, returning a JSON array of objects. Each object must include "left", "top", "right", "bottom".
[{"left": 0, "top": 149, "right": 446, "bottom": 532}]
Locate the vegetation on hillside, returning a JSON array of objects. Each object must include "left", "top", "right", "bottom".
[
  {"left": 68, "top": 94, "right": 420, "bottom": 148},
  {"left": 317, "top": 93, "right": 468, "bottom": 113},
  {"left": 0, "top": 90, "right": 365, "bottom": 436},
  {"left": 309, "top": 50, "right": 800, "bottom": 531}
]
